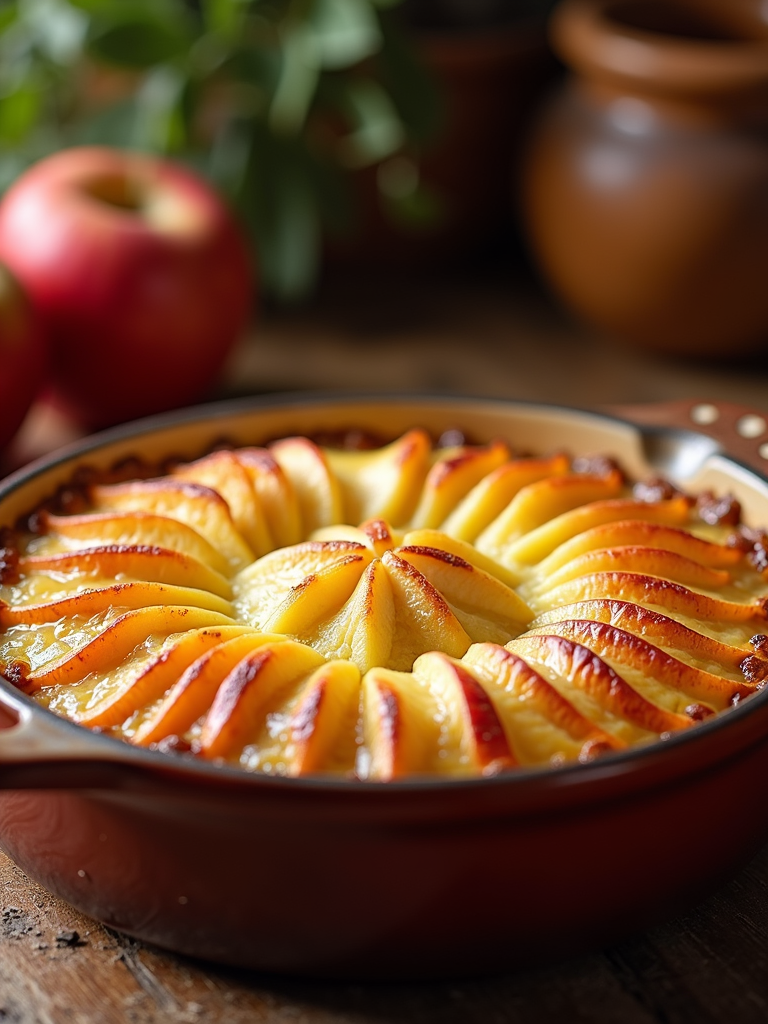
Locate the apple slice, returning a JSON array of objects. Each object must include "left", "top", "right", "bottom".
[
  {"left": 358, "top": 518, "right": 397, "bottom": 557},
  {"left": 20, "top": 544, "right": 232, "bottom": 599},
  {"left": 462, "top": 642, "right": 622, "bottom": 765},
  {"left": 476, "top": 471, "right": 626, "bottom": 560},
  {"left": 324, "top": 429, "right": 432, "bottom": 526},
  {"left": 529, "top": 599, "right": 768, "bottom": 680},
  {"left": 234, "top": 539, "right": 369, "bottom": 596},
  {"left": 361, "top": 666, "right": 443, "bottom": 779},
  {"left": 79, "top": 624, "right": 256, "bottom": 728},
  {"left": 408, "top": 439, "right": 512, "bottom": 530},
  {"left": 171, "top": 449, "right": 273, "bottom": 556},
  {"left": 286, "top": 660, "right": 361, "bottom": 775},
  {"left": 537, "top": 520, "right": 743, "bottom": 577},
  {"left": 236, "top": 540, "right": 374, "bottom": 626},
  {"left": 269, "top": 437, "right": 344, "bottom": 534},
  {"left": 296, "top": 558, "right": 395, "bottom": 672},
  {"left": 235, "top": 448, "right": 303, "bottom": 548},
  {"left": 89, "top": 479, "right": 253, "bottom": 571},
  {"left": 541, "top": 572, "right": 768, "bottom": 625},
  {"left": 508, "top": 633, "right": 693, "bottom": 738},
  {"left": 0, "top": 580, "right": 234, "bottom": 626},
  {"left": 402, "top": 528, "right": 521, "bottom": 588},
  {"left": 411, "top": 651, "right": 514, "bottom": 773},
  {"left": 396, "top": 544, "right": 532, "bottom": 643},
  {"left": 523, "top": 619, "right": 753, "bottom": 710},
  {"left": 439, "top": 453, "right": 571, "bottom": 542},
  {"left": 262, "top": 553, "right": 370, "bottom": 636},
  {"left": 498, "top": 495, "right": 694, "bottom": 567},
  {"left": 200, "top": 641, "right": 327, "bottom": 759},
  {"left": 133, "top": 631, "right": 287, "bottom": 746},
  {"left": 37, "top": 510, "right": 232, "bottom": 576},
  {"left": 525, "top": 546, "right": 732, "bottom": 605},
  {"left": 381, "top": 550, "right": 471, "bottom": 669},
  {"left": 20, "top": 606, "right": 236, "bottom": 690}
]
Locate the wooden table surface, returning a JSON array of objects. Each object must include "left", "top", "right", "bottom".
[{"left": 3, "top": 255, "right": 768, "bottom": 1023}]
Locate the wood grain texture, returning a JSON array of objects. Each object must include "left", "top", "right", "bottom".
[{"left": 3, "top": 841, "right": 768, "bottom": 1024}]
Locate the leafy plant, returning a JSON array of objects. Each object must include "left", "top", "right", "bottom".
[{"left": 0, "top": 0, "right": 441, "bottom": 299}]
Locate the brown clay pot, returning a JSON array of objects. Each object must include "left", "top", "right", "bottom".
[{"left": 520, "top": 0, "right": 768, "bottom": 356}]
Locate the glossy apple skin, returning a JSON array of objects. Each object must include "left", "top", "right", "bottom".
[
  {"left": 0, "top": 147, "right": 253, "bottom": 429},
  {"left": 0, "top": 263, "right": 46, "bottom": 450}
]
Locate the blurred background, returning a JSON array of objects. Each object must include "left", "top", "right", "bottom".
[{"left": 2, "top": 0, "right": 768, "bottom": 467}]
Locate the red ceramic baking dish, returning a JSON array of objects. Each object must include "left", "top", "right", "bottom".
[{"left": 2, "top": 393, "right": 768, "bottom": 980}]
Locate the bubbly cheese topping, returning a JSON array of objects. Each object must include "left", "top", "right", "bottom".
[{"left": 1, "top": 429, "right": 767, "bottom": 780}]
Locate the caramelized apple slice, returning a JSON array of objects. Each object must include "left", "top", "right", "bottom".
[
  {"left": 324, "top": 429, "right": 431, "bottom": 526},
  {"left": 477, "top": 472, "right": 626, "bottom": 559},
  {"left": 362, "top": 652, "right": 513, "bottom": 780},
  {"left": 402, "top": 528, "right": 520, "bottom": 588},
  {"left": 286, "top": 660, "right": 361, "bottom": 774},
  {"left": 234, "top": 539, "right": 371, "bottom": 623},
  {"left": 22, "top": 606, "right": 236, "bottom": 690},
  {"left": 171, "top": 450, "right": 273, "bottom": 556},
  {"left": 537, "top": 520, "right": 743, "bottom": 577},
  {"left": 508, "top": 633, "right": 692, "bottom": 737},
  {"left": 526, "top": 547, "right": 732, "bottom": 604},
  {"left": 462, "top": 642, "right": 622, "bottom": 764},
  {"left": 529, "top": 599, "right": 768, "bottom": 680},
  {"left": 381, "top": 550, "right": 471, "bottom": 669},
  {"left": 269, "top": 437, "right": 344, "bottom": 534},
  {"left": 440, "top": 453, "right": 571, "bottom": 542},
  {"left": 396, "top": 545, "right": 531, "bottom": 643},
  {"left": 524, "top": 620, "right": 753, "bottom": 710},
  {"left": 38, "top": 511, "right": 231, "bottom": 576},
  {"left": 89, "top": 480, "right": 253, "bottom": 571},
  {"left": 21, "top": 545, "right": 232, "bottom": 599},
  {"left": 542, "top": 572, "right": 768, "bottom": 624},
  {"left": 361, "top": 666, "right": 442, "bottom": 779},
  {"left": 498, "top": 496, "right": 693, "bottom": 567},
  {"left": 0, "top": 580, "right": 233, "bottom": 626},
  {"left": 409, "top": 439, "right": 512, "bottom": 530},
  {"left": 79, "top": 625, "right": 255, "bottom": 728},
  {"left": 412, "top": 651, "right": 514, "bottom": 772},
  {"left": 263, "top": 554, "right": 370, "bottom": 636},
  {"left": 200, "top": 641, "right": 326, "bottom": 759},
  {"left": 235, "top": 448, "right": 303, "bottom": 548},
  {"left": 134, "top": 631, "right": 287, "bottom": 746},
  {"left": 297, "top": 559, "right": 395, "bottom": 671}
]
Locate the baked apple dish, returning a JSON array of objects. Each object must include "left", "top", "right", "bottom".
[{"left": 1, "top": 428, "right": 767, "bottom": 780}]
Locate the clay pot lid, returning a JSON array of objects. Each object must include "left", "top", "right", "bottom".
[{"left": 551, "top": 0, "right": 768, "bottom": 98}]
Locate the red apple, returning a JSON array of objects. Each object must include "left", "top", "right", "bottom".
[
  {"left": 0, "top": 263, "right": 46, "bottom": 451},
  {"left": 0, "top": 147, "right": 253, "bottom": 429}
]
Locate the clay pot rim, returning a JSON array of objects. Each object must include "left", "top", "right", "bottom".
[{"left": 552, "top": 0, "right": 768, "bottom": 98}]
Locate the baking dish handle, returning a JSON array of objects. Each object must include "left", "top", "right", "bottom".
[
  {"left": 609, "top": 399, "right": 768, "bottom": 477},
  {"left": 0, "top": 683, "right": 136, "bottom": 789}
]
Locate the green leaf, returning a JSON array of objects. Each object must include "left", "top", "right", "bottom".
[
  {"left": 308, "top": 0, "right": 381, "bottom": 69},
  {"left": 336, "top": 76, "right": 404, "bottom": 167},
  {"left": 377, "top": 12, "right": 442, "bottom": 144},
  {"left": 132, "top": 65, "right": 188, "bottom": 151},
  {"left": 87, "top": 14, "right": 191, "bottom": 68},
  {"left": 0, "top": 7, "right": 18, "bottom": 35},
  {"left": 0, "top": 82, "right": 42, "bottom": 143},
  {"left": 268, "top": 22, "right": 318, "bottom": 136},
  {"left": 200, "top": 0, "right": 249, "bottom": 36},
  {"left": 21, "top": 0, "right": 88, "bottom": 64},
  {"left": 240, "top": 125, "right": 322, "bottom": 301}
]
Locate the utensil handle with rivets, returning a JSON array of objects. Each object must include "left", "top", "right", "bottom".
[{"left": 609, "top": 400, "right": 768, "bottom": 477}]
